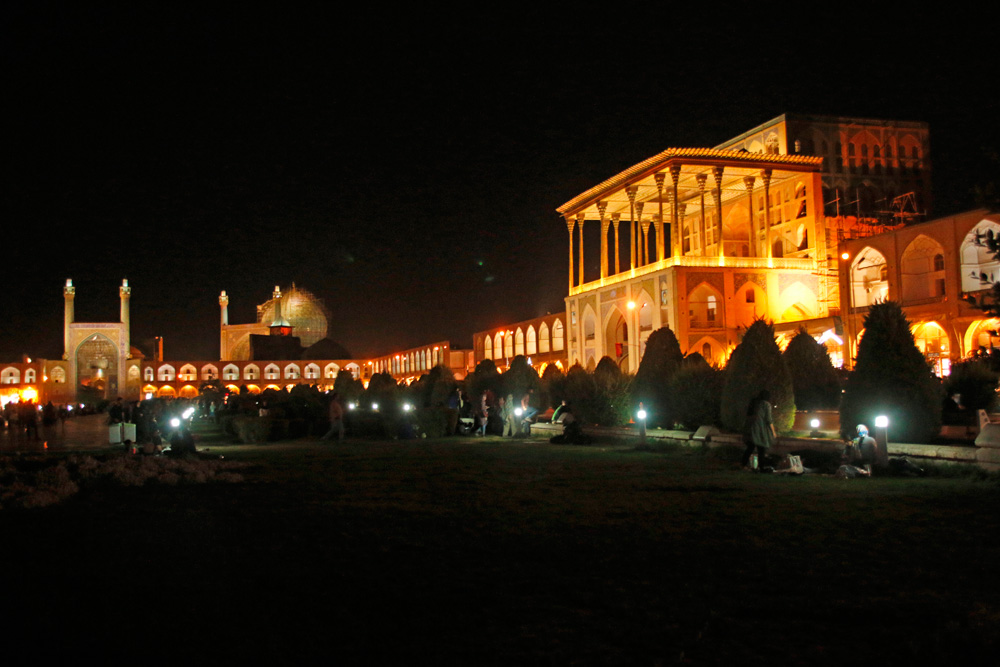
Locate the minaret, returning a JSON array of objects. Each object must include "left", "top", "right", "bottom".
[
  {"left": 63, "top": 278, "right": 75, "bottom": 360},
  {"left": 120, "top": 279, "right": 131, "bottom": 358},
  {"left": 219, "top": 290, "right": 230, "bottom": 360},
  {"left": 269, "top": 285, "right": 292, "bottom": 336}
]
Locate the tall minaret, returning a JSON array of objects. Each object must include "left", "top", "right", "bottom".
[
  {"left": 120, "top": 279, "right": 131, "bottom": 358},
  {"left": 63, "top": 278, "right": 75, "bottom": 360},
  {"left": 219, "top": 290, "right": 230, "bottom": 360},
  {"left": 269, "top": 285, "right": 292, "bottom": 336}
]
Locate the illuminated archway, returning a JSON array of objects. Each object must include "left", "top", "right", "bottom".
[
  {"left": 157, "top": 385, "right": 177, "bottom": 398},
  {"left": 851, "top": 247, "right": 889, "bottom": 307},
  {"left": 603, "top": 307, "right": 629, "bottom": 370},
  {"left": 964, "top": 318, "right": 1000, "bottom": 356},
  {"left": 912, "top": 321, "right": 952, "bottom": 376},
  {"left": 960, "top": 219, "right": 1000, "bottom": 292},
  {"left": 179, "top": 385, "right": 198, "bottom": 399}
]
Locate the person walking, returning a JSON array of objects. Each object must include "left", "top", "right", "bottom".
[
  {"left": 321, "top": 392, "right": 345, "bottom": 442},
  {"left": 741, "top": 389, "right": 776, "bottom": 470}
]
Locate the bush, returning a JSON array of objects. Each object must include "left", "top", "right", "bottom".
[
  {"left": 721, "top": 319, "right": 795, "bottom": 433},
  {"left": 632, "top": 327, "right": 684, "bottom": 427},
  {"left": 669, "top": 354, "right": 725, "bottom": 430},
  {"left": 943, "top": 359, "right": 999, "bottom": 413},
  {"left": 592, "top": 356, "right": 633, "bottom": 426},
  {"left": 783, "top": 328, "right": 842, "bottom": 410},
  {"left": 233, "top": 416, "right": 273, "bottom": 444},
  {"left": 415, "top": 407, "right": 450, "bottom": 438},
  {"left": 540, "top": 364, "right": 566, "bottom": 409},
  {"left": 840, "top": 301, "right": 942, "bottom": 443},
  {"left": 563, "top": 363, "right": 598, "bottom": 424}
]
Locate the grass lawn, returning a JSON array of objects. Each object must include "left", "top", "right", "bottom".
[{"left": 3, "top": 435, "right": 999, "bottom": 665}]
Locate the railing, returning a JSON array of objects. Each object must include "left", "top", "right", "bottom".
[{"left": 570, "top": 256, "right": 817, "bottom": 295}]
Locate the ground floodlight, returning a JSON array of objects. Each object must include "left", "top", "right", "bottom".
[
  {"left": 372, "top": 403, "right": 379, "bottom": 411},
  {"left": 637, "top": 409, "right": 647, "bottom": 420},
  {"left": 403, "top": 403, "right": 412, "bottom": 412},
  {"left": 170, "top": 418, "right": 180, "bottom": 428},
  {"left": 515, "top": 407, "right": 523, "bottom": 417},
  {"left": 810, "top": 419, "right": 820, "bottom": 429},
  {"left": 875, "top": 415, "right": 889, "bottom": 428}
]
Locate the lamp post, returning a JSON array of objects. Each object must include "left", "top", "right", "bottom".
[
  {"left": 637, "top": 402, "right": 647, "bottom": 444},
  {"left": 874, "top": 414, "right": 889, "bottom": 468}
]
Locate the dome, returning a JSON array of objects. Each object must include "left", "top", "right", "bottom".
[{"left": 257, "top": 285, "right": 330, "bottom": 348}]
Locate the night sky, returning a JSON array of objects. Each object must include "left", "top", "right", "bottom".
[{"left": 5, "top": 5, "right": 996, "bottom": 361}]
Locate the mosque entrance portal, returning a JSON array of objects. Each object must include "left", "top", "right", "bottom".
[{"left": 77, "top": 335, "right": 119, "bottom": 400}]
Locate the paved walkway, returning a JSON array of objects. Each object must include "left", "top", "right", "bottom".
[{"left": 0, "top": 414, "right": 117, "bottom": 453}]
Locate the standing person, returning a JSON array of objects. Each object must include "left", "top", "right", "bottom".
[
  {"left": 321, "top": 392, "right": 345, "bottom": 442},
  {"left": 20, "top": 400, "right": 39, "bottom": 440},
  {"left": 477, "top": 391, "right": 490, "bottom": 436},
  {"left": 741, "top": 389, "right": 776, "bottom": 470}
]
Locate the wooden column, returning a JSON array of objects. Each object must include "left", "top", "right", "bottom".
[
  {"left": 654, "top": 172, "right": 666, "bottom": 261},
  {"left": 743, "top": 175, "right": 756, "bottom": 257},
  {"left": 712, "top": 166, "right": 725, "bottom": 258},
  {"left": 696, "top": 173, "right": 708, "bottom": 256},
  {"left": 612, "top": 213, "right": 621, "bottom": 275},
  {"left": 669, "top": 165, "right": 682, "bottom": 257},
  {"left": 678, "top": 204, "right": 687, "bottom": 255},
  {"left": 565, "top": 216, "right": 576, "bottom": 292},
  {"left": 598, "top": 201, "right": 609, "bottom": 279},
  {"left": 635, "top": 201, "right": 645, "bottom": 265},
  {"left": 761, "top": 169, "right": 773, "bottom": 259},
  {"left": 626, "top": 185, "right": 638, "bottom": 271},
  {"left": 577, "top": 213, "right": 586, "bottom": 287}
]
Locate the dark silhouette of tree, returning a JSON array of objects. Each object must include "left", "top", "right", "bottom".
[
  {"left": 782, "top": 328, "right": 841, "bottom": 410},
  {"left": 632, "top": 327, "right": 684, "bottom": 427},
  {"left": 721, "top": 319, "right": 795, "bottom": 433},
  {"left": 840, "top": 301, "right": 941, "bottom": 443},
  {"left": 669, "top": 353, "right": 725, "bottom": 429}
]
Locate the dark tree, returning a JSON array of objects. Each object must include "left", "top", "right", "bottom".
[
  {"left": 840, "top": 301, "right": 942, "bottom": 443},
  {"left": 562, "top": 363, "right": 598, "bottom": 424},
  {"left": 943, "top": 358, "right": 999, "bottom": 413},
  {"left": 592, "top": 356, "right": 632, "bottom": 426},
  {"left": 721, "top": 319, "right": 795, "bottom": 433},
  {"left": 782, "top": 328, "right": 842, "bottom": 410},
  {"left": 501, "top": 355, "right": 540, "bottom": 402},
  {"left": 669, "top": 353, "right": 725, "bottom": 430},
  {"left": 632, "top": 327, "right": 684, "bottom": 428},
  {"left": 540, "top": 363, "right": 566, "bottom": 409},
  {"left": 333, "top": 371, "right": 364, "bottom": 404}
]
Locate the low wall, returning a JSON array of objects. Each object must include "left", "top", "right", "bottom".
[{"left": 531, "top": 421, "right": 994, "bottom": 470}]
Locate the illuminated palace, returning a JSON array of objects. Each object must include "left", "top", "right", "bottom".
[{"left": 557, "top": 114, "right": 932, "bottom": 371}]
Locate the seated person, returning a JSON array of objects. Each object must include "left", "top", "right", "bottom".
[{"left": 843, "top": 424, "right": 877, "bottom": 468}]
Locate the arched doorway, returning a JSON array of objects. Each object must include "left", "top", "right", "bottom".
[
  {"left": 604, "top": 308, "right": 629, "bottom": 371},
  {"left": 76, "top": 334, "right": 119, "bottom": 400},
  {"left": 913, "top": 321, "right": 952, "bottom": 377}
]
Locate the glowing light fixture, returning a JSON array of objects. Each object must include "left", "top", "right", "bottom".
[
  {"left": 841, "top": 252, "right": 850, "bottom": 260},
  {"left": 810, "top": 418, "right": 820, "bottom": 429},
  {"left": 875, "top": 415, "right": 889, "bottom": 428},
  {"left": 170, "top": 417, "right": 180, "bottom": 428},
  {"left": 403, "top": 403, "right": 412, "bottom": 412},
  {"left": 637, "top": 409, "right": 647, "bottom": 420}
]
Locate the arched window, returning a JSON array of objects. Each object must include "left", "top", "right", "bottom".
[
  {"left": 244, "top": 364, "right": 260, "bottom": 380},
  {"left": 526, "top": 326, "right": 537, "bottom": 355},
  {"left": 850, "top": 248, "right": 889, "bottom": 307},
  {"left": 158, "top": 365, "right": 175, "bottom": 382},
  {"left": 960, "top": 220, "right": 1000, "bottom": 292},
  {"left": 901, "top": 235, "right": 947, "bottom": 301},
  {"left": 264, "top": 364, "right": 280, "bottom": 380},
  {"left": 179, "top": 364, "right": 197, "bottom": 381},
  {"left": 484, "top": 335, "right": 493, "bottom": 359},
  {"left": 25, "top": 369, "right": 36, "bottom": 383},
  {"left": 1, "top": 367, "right": 19, "bottom": 384},
  {"left": 552, "top": 320, "right": 565, "bottom": 351},
  {"left": 284, "top": 364, "right": 300, "bottom": 379},
  {"left": 539, "top": 322, "right": 550, "bottom": 353},
  {"left": 689, "top": 283, "right": 724, "bottom": 329},
  {"left": 505, "top": 333, "right": 514, "bottom": 358},
  {"left": 223, "top": 364, "right": 239, "bottom": 381},
  {"left": 324, "top": 363, "right": 339, "bottom": 379},
  {"left": 514, "top": 328, "right": 524, "bottom": 356},
  {"left": 913, "top": 322, "right": 951, "bottom": 377},
  {"left": 52, "top": 366, "right": 67, "bottom": 384},
  {"left": 494, "top": 333, "right": 503, "bottom": 360},
  {"left": 305, "top": 363, "right": 320, "bottom": 379},
  {"left": 144, "top": 367, "right": 154, "bottom": 382},
  {"left": 201, "top": 365, "right": 218, "bottom": 381}
]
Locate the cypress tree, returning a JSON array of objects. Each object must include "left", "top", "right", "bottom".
[
  {"left": 632, "top": 327, "right": 684, "bottom": 427},
  {"left": 782, "top": 328, "right": 842, "bottom": 410},
  {"left": 721, "top": 319, "right": 795, "bottom": 433},
  {"left": 669, "top": 353, "right": 725, "bottom": 429},
  {"left": 840, "top": 301, "right": 941, "bottom": 442}
]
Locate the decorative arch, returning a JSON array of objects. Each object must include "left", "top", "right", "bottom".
[
  {"left": 51, "top": 366, "right": 67, "bottom": 384},
  {"left": 1, "top": 367, "right": 20, "bottom": 384},
  {"left": 244, "top": 384, "right": 261, "bottom": 394},
  {"left": 912, "top": 321, "right": 952, "bottom": 377},
  {"left": 735, "top": 281, "right": 767, "bottom": 330},
  {"left": 851, "top": 247, "right": 889, "bottom": 307},
  {"left": 225, "top": 384, "right": 240, "bottom": 394},
  {"left": 777, "top": 281, "right": 817, "bottom": 323},
  {"left": 284, "top": 363, "right": 301, "bottom": 379},
  {"left": 223, "top": 364, "right": 239, "bottom": 381},
  {"left": 691, "top": 336, "right": 726, "bottom": 367},
  {"left": 324, "top": 363, "right": 339, "bottom": 379},
  {"left": 964, "top": 318, "right": 1000, "bottom": 356},
  {"left": 157, "top": 385, "right": 177, "bottom": 398},
  {"left": 494, "top": 333, "right": 504, "bottom": 360},
  {"left": 526, "top": 325, "right": 537, "bottom": 355},
  {"left": 901, "top": 234, "right": 946, "bottom": 301},
  {"left": 244, "top": 364, "right": 260, "bottom": 380},
  {"left": 603, "top": 306, "right": 630, "bottom": 370},
  {"left": 688, "top": 282, "right": 724, "bottom": 329},
  {"left": 158, "top": 364, "right": 176, "bottom": 382},
  {"left": 539, "top": 321, "right": 551, "bottom": 353},
  {"left": 345, "top": 363, "right": 360, "bottom": 379},
  {"left": 960, "top": 220, "right": 1000, "bottom": 292},
  {"left": 304, "top": 363, "right": 320, "bottom": 379},
  {"left": 484, "top": 335, "right": 493, "bottom": 360},
  {"left": 552, "top": 319, "right": 565, "bottom": 351},
  {"left": 264, "top": 363, "right": 280, "bottom": 380},
  {"left": 179, "top": 385, "right": 198, "bottom": 399},
  {"left": 201, "top": 364, "right": 219, "bottom": 381},
  {"left": 178, "top": 364, "right": 197, "bottom": 381}
]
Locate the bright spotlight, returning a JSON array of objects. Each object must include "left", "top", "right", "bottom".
[
  {"left": 372, "top": 403, "right": 379, "bottom": 411},
  {"left": 515, "top": 407, "right": 523, "bottom": 417},
  {"left": 182, "top": 407, "right": 195, "bottom": 419},
  {"left": 810, "top": 419, "right": 820, "bottom": 429},
  {"left": 403, "top": 403, "right": 412, "bottom": 412},
  {"left": 637, "top": 409, "right": 647, "bottom": 420},
  {"left": 875, "top": 415, "right": 888, "bottom": 428},
  {"left": 169, "top": 418, "right": 180, "bottom": 428}
]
